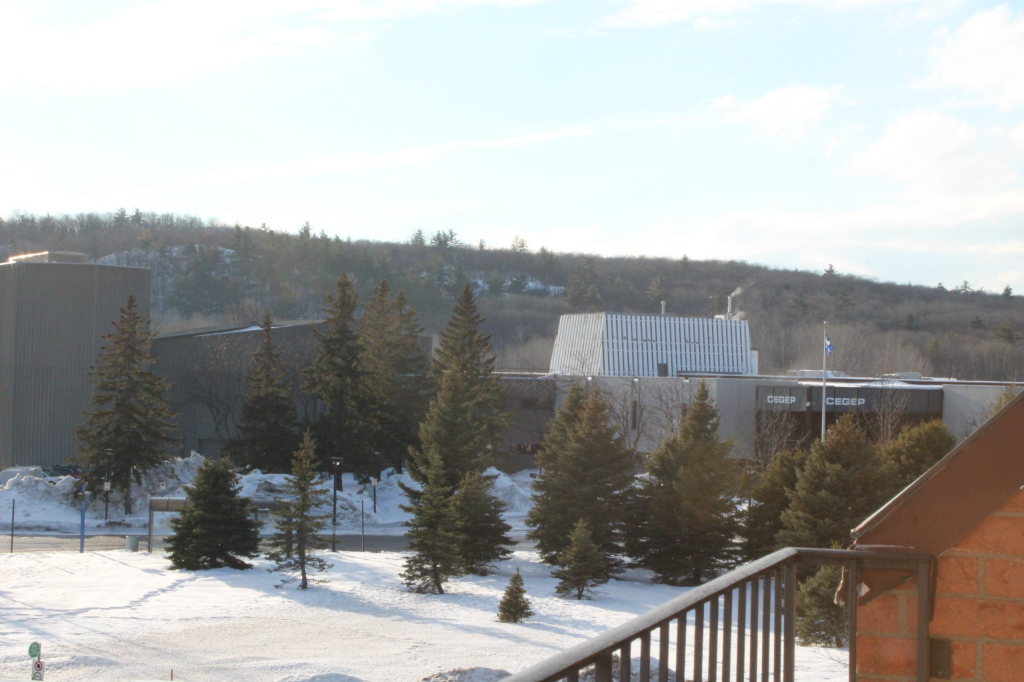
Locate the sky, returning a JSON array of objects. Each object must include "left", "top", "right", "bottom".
[{"left": 1, "top": 0, "right": 1022, "bottom": 291}]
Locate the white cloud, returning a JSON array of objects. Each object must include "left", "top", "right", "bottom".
[
  {"left": 926, "top": 6, "right": 1024, "bottom": 109},
  {"left": 0, "top": 0, "right": 548, "bottom": 92},
  {"left": 603, "top": 0, "right": 959, "bottom": 27},
  {"left": 849, "top": 111, "right": 1019, "bottom": 195},
  {"left": 710, "top": 86, "right": 835, "bottom": 141}
]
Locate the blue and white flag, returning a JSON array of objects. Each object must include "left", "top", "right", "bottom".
[{"left": 825, "top": 333, "right": 834, "bottom": 355}]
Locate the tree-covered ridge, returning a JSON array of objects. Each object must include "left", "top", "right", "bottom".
[{"left": 3, "top": 209, "right": 1022, "bottom": 379}]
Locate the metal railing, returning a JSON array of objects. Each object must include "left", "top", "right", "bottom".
[{"left": 503, "top": 548, "right": 933, "bottom": 682}]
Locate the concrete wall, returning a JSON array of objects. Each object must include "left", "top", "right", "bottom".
[
  {"left": 856, "top": 487, "right": 1024, "bottom": 681},
  {"left": 0, "top": 262, "right": 151, "bottom": 468},
  {"left": 942, "top": 384, "right": 1023, "bottom": 441}
]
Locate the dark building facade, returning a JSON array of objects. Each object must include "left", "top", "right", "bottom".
[{"left": 0, "top": 253, "right": 151, "bottom": 469}]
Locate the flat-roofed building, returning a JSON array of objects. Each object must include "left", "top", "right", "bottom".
[{"left": 0, "top": 253, "right": 151, "bottom": 469}]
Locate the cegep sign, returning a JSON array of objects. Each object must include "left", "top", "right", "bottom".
[{"left": 826, "top": 396, "right": 866, "bottom": 407}]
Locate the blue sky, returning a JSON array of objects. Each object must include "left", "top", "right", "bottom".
[{"left": 1, "top": 0, "right": 1023, "bottom": 291}]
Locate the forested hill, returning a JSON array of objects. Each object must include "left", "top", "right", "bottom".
[{"left": 2, "top": 210, "right": 1022, "bottom": 380}]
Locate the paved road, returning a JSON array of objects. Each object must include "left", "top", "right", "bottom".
[{"left": 3, "top": 533, "right": 410, "bottom": 554}]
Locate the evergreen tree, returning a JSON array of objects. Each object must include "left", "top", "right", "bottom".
[
  {"left": 627, "top": 381, "right": 740, "bottom": 585},
  {"left": 166, "top": 457, "right": 261, "bottom": 570},
  {"left": 358, "top": 282, "right": 429, "bottom": 475},
  {"left": 409, "top": 284, "right": 509, "bottom": 488},
  {"left": 75, "top": 295, "right": 179, "bottom": 514},
  {"left": 742, "top": 448, "right": 807, "bottom": 561},
  {"left": 304, "top": 274, "right": 365, "bottom": 472},
  {"left": 452, "top": 470, "right": 513, "bottom": 575},
  {"left": 880, "top": 420, "right": 956, "bottom": 493},
  {"left": 778, "top": 415, "right": 887, "bottom": 550},
  {"left": 796, "top": 565, "right": 847, "bottom": 647},
  {"left": 497, "top": 569, "right": 534, "bottom": 623},
  {"left": 400, "top": 448, "right": 462, "bottom": 594},
  {"left": 527, "top": 385, "right": 633, "bottom": 572},
  {"left": 553, "top": 519, "right": 613, "bottom": 600},
  {"left": 226, "top": 314, "right": 298, "bottom": 473},
  {"left": 268, "top": 432, "right": 332, "bottom": 589}
]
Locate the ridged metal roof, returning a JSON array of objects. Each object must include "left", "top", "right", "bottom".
[{"left": 549, "top": 312, "right": 757, "bottom": 377}]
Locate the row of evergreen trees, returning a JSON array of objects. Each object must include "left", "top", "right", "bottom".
[{"left": 228, "top": 275, "right": 430, "bottom": 477}]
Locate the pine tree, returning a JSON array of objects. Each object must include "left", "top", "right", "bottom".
[
  {"left": 304, "top": 274, "right": 366, "bottom": 472},
  {"left": 778, "top": 415, "right": 887, "bottom": 550},
  {"left": 553, "top": 519, "right": 613, "bottom": 600},
  {"left": 880, "top": 420, "right": 956, "bottom": 493},
  {"left": 400, "top": 448, "right": 462, "bottom": 594},
  {"left": 527, "top": 385, "right": 633, "bottom": 573},
  {"left": 166, "top": 457, "right": 261, "bottom": 570},
  {"left": 267, "top": 432, "right": 332, "bottom": 589},
  {"left": 453, "top": 470, "right": 513, "bottom": 575},
  {"left": 742, "top": 448, "right": 807, "bottom": 561},
  {"left": 497, "top": 569, "right": 534, "bottom": 623},
  {"left": 226, "top": 314, "right": 298, "bottom": 473},
  {"left": 628, "top": 380, "right": 740, "bottom": 585},
  {"left": 409, "top": 284, "right": 509, "bottom": 488},
  {"left": 796, "top": 565, "right": 847, "bottom": 647},
  {"left": 358, "top": 281, "right": 429, "bottom": 475},
  {"left": 75, "top": 295, "right": 179, "bottom": 514}
]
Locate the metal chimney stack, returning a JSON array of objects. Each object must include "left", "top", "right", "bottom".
[
  {"left": 726, "top": 295, "right": 733, "bottom": 320},
  {"left": 660, "top": 301, "right": 666, "bottom": 316}
]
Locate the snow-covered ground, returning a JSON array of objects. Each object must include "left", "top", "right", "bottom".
[
  {"left": 0, "top": 549, "right": 848, "bottom": 682},
  {"left": 0, "top": 455, "right": 535, "bottom": 538}
]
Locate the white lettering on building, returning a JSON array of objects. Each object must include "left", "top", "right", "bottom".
[
  {"left": 826, "top": 397, "right": 866, "bottom": 406},
  {"left": 766, "top": 395, "right": 797, "bottom": 404}
]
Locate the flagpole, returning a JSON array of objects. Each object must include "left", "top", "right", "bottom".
[{"left": 821, "top": 322, "right": 828, "bottom": 442}]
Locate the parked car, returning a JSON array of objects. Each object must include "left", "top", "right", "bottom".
[
  {"left": 0, "top": 466, "right": 47, "bottom": 486},
  {"left": 43, "top": 464, "right": 84, "bottom": 478}
]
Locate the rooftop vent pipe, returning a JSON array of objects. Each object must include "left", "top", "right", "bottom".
[{"left": 660, "top": 301, "right": 666, "bottom": 316}]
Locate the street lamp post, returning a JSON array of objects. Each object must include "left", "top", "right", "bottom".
[
  {"left": 331, "top": 457, "right": 342, "bottom": 552},
  {"left": 372, "top": 452, "right": 381, "bottom": 514},
  {"left": 104, "top": 449, "right": 112, "bottom": 521}
]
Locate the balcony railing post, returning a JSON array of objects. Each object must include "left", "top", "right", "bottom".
[
  {"left": 695, "top": 601, "right": 705, "bottom": 682},
  {"left": 724, "top": 589, "right": 733, "bottom": 682},
  {"left": 749, "top": 577, "right": 759, "bottom": 682},
  {"left": 640, "top": 631, "right": 651, "bottom": 682},
  {"left": 620, "top": 640, "right": 631, "bottom": 682},
  {"left": 783, "top": 562, "right": 796, "bottom": 682},
  {"left": 659, "top": 622, "right": 670, "bottom": 682},
  {"left": 595, "top": 650, "right": 613, "bottom": 682},
  {"left": 710, "top": 596, "right": 719, "bottom": 682},
  {"left": 676, "top": 614, "right": 687, "bottom": 681},
  {"left": 774, "top": 568, "right": 783, "bottom": 682},
  {"left": 761, "top": 573, "right": 770, "bottom": 682},
  {"left": 737, "top": 585, "right": 746, "bottom": 682}
]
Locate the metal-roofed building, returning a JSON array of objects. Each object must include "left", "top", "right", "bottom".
[
  {"left": 549, "top": 312, "right": 758, "bottom": 377},
  {"left": 0, "top": 253, "right": 151, "bottom": 469}
]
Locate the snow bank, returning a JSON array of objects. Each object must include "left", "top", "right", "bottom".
[{"left": 0, "top": 456, "right": 536, "bottom": 536}]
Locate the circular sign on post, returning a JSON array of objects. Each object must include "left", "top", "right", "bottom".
[
  {"left": 33, "top": 660, "right": 44, "bottom": 672},
  {"left": 32, "top": 672, "right": 43, "bottom": 681},
  {"left": 28, "top": 642, "right": 40, "bottom": 658}
]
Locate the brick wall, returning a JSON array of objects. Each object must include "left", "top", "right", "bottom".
[{"left": 857, "top": 488, "right": 1024, "bottom": 681}]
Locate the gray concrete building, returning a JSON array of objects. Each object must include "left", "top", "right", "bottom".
[{"left": 0, "top": 252, "right": 151, "bottom": 469}]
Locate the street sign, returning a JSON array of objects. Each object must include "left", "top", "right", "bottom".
[
  {"left": 103, "top": 481, "right": 111, "bottom": 491},
  {"left": 371, "top": 477, "right": 378, "bottom": 486},
  {"left": 32, "top": 661, "right": 44, "bottom": 673},
  {"left": 27, "top": 643, "right": 39, "bottom": 658},
  {"left": 31, "top": 673, "right": 42, "bottom": 681},
  {"left": 159, "top": 481, "right": 166, "bottom": 490}
]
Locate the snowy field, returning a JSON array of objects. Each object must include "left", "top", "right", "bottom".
[
  {"left": 0, "top": 549, "right": 848, "bottom": 682},
  {"left": 0, "top": 455, "right": 534, "bottom": 538}
]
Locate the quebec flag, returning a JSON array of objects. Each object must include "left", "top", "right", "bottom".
[{"left": 825, "top": 333, "right": 834, "bottom": 355}]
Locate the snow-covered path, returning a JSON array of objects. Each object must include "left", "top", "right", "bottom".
[{"left": 0, "top": 550, "right": 848, "bottom": 682}]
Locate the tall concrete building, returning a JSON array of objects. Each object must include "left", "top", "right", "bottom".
[{"left": 0, "top": 252, "right": 151, "bottom": 469}]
